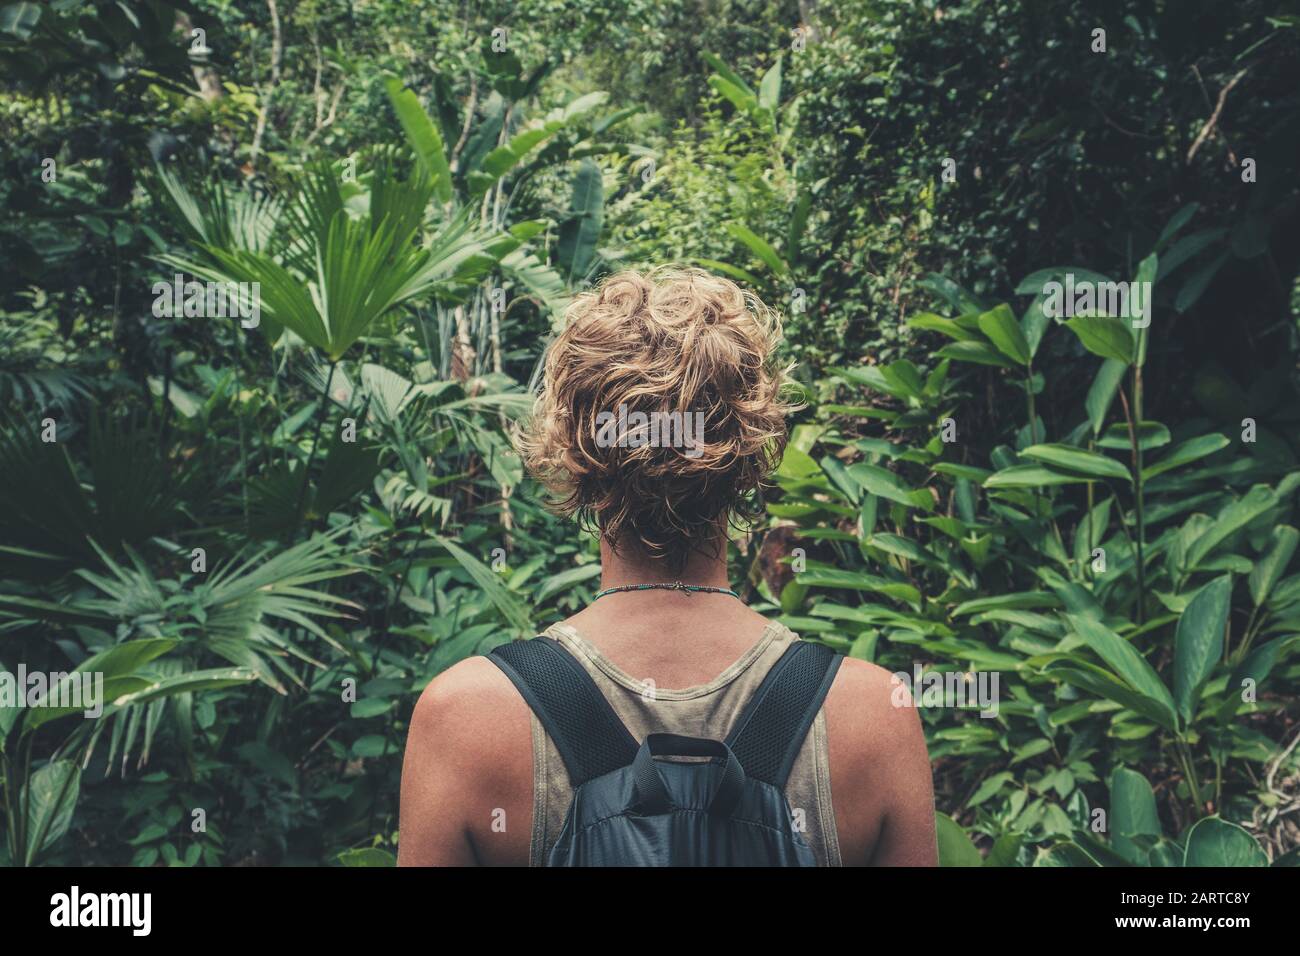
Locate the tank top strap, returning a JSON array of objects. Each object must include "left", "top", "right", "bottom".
[{"left": 527, "top": 620, "right": 841, "bottom": 866}]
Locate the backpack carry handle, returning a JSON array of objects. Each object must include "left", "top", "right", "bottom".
[{"left": 631, "top": 733, "right": 746, "bottom": 818}]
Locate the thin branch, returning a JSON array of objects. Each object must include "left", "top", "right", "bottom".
[
  {"left": 249, "top": 0, "right": 285, "bottom": 172},
  {"left": 1187, "top": 67, "right": 1248, "bottom": 165}
]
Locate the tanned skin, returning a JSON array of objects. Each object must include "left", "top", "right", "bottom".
[{"left": 398, "top": 534, "right": 938, "bottom": 866}]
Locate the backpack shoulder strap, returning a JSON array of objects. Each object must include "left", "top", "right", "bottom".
[
  {"left": 487, "top": 636, "right": 639, "bottom": 788},
  {"left": 725, "top": 640, "right": 842, "bottom": 789}
]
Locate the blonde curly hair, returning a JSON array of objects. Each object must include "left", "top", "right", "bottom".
[{"left": 516, "top": 267, "right": 798, "bottom": 569}]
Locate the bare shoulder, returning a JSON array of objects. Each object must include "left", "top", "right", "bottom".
[
  {"left": 412, "top": 654, "right": 524, "bottom": 731},
  {"left": 399, "top": 652, "right": 533, "bottom": 866},
  {"left": 821, "top": 655, "right": 936, "bottom": 866},
  {"left": 407, "top": 653, "right": 532, "bottom": 784},
  {"left": 824, "top": 656, "right": 919, "bottom": 738}
]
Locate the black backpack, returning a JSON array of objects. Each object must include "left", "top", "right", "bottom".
[{"left": 487, "top": 635, "right": 842, "bottom": 866}]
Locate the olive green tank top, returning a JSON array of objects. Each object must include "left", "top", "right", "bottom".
[{"left": 526, "top": 620, "right": 843, "bottom": 866}]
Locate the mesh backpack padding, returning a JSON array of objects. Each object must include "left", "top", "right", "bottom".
[
  {"left": 726, "top": 640, "right": 842, "bottom": 788},
  {"left": 489, "top": 637, "right": 638, "bottom": 786}
]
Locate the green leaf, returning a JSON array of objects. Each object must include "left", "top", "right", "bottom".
[
  {"left": 935, "top": 812, "right": 982, "bottom": 867},
  {"left": 1098, "top": 421, "right": 1170, "bottom": 451},
  {"left": 23, "top": 760, "right": 80, "bottom": 865},
  {"left": 1141, "top": 434, "right": 1229, "bottom": 481},
  {"left": 935, "top": 341, "right": 1017, "bottom": 368},
  {"left": 1185, "top": 485, "right": 1278, "bottom": 569},
  {"left": 984, "top": 465, "right": 1098, "bottom": 488},
  {"left": 866, "top": 533, "right": 937, "bottom": 565},
  {"left": 1154, "top": 201, "right": 1200, "bottom": 252},
  {"left": 350, "top": 698, "right": 394, "bottom": 719},
  {"left": 435, "top": 536, "right": 532, "bottom": 633},
  {"left": 556, "top": 159, "right": 603, "bottom": 284},
  {"left": 1065, "top": 315, "right": 1134, "bottom": 363},
  {"left": 351, "top": 735, "right": 392, "bottom": 758},
  {"left": 1249, "top": 526, "right": 1299, "bottom": 606},
  {"left": 383, "top": 77, "right": 452, "bottom": 203},
  {"left": 1067, "top": 615, "right": 1178, "bottom": 725},
  {"left": 1020, "top": 444, "right": 1131, "bottom": 482},
  {"left": 0, "top": 2, "right": 41, "bottom": 40},
  {"left": 953, "top": 591, "right": 1060, "bottom": 616},
  {"left": 338, "top": 847, "right": 397, "bottom": 867},
  {"left": 757, "top": 55, "right": 782, "bottom": 112},
  {"left": 846, "top": 464, "right": 934, "bottom": 511},
  {"left": 535, "top": 563, "right": 602, "bottom": 603},
  {"left": 796, "top": 567, "right": 921, "bottom": 606},
  {"left": 725, "top": 222, "right": 787, "bottom": 277},
  {"left": 112, "top": 668, "right": 258, "bottom": 707},
  {"left": 1044, "top": 659, "right": 1177, "bottom": 731},
  {"left": 1182, "top": 818, "right": 1269, "bottom": 866},
  {"left": 877, "top": 360, "right": 925, "bottom": 400},
  {"left": 977, "top": 304, "right": 1031, "bottom": 365},
  {"left": 1173, "top": 575, "right": 1231, "bottom": 725},
  {"left": 907, "top": 312, "right": 982, "bottom": 343},
  {"left": 1110, "top": 767, "right": 1161, "bottom": 864},
  {"left": 1086, "top": 359, "right": 1128, "bottom": 435}
]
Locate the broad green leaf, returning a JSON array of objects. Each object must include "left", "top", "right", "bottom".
[
  {"left": 1249, "top": 526, "right": 1299, "bottom": 606},
  {"left": 907, "top": 312, "right": 982, "bottom": 343},
  {"left": 1043, "top": 659, "right": 1177, "bottom": 731},
  {"left": 1131, "top": 253, "right": 1157, "bottom": 367},
  {"left": 1182, "top": 817, "right": 1269, "bottom": 866},
  {"left": 76, "top": 638, "right": 179, "bottom": 680},
  {"left": 977, "top": 304, "right": 1031, "bottom": 365},
  {"left": 932, "top": 462, "right": 992, "bottom": 483},
  {"left": 985, "top": 465, "right": 1097, "bottom": 488},
  {"left": 1141, "top": 434, "right": 1229, "bottom": 482},
  {"left": 935, "top": 812, "right": 982, "bottom": 867},
  {"left": 535, "top": 563, "right": 602, "bottom": 603},
  {"left": 796, "top": 567, "right": 921, "bottom": 606},
  {"left": 1098, "top": 421, "right": 1170, "bottom": 451},
  {"left": 1020, "top": 444, "right": 1131, "bottom": 482},
  {"left": 556, "top": 159, "right": 603, "bottom": 284},
  {"left": 1086, "top": 358, "right": 1127, "bottom": 435},
  {"left": 383, "top": 77, "right": 452, "bottom": 203},
  {"left": 878, "top": 360, "right": 926, "bottom": 400},
  {"left": 1066, "top": 315, "right": 1134, "bottom": 363},
  {"left": 1067, "top": 615, "right": 1177, "bottom": 723},
  {"left": 846, "top": 464, "right": 934, "bottom": 511},
  {"left": 112, "top": 668, "right": 258, "bottom": 707},
  {"left": 866, "top": 533, "right": 937, "bottom": 565},
  {"left": 936, "top": 341, "right": 1017, "bottom": 368},
  {"left": 834, "top": 364, "right": 912, "bottom": 400},
  {"left": 1185, "top": 485, "right": 1277, "bottom": 569},
  {"left": 1173, "top": 575, "right": 1231, "bottom": 725},
  {"left": 23, "top": 760, "right": 80, "bottom": 865},
  {"left": 1110, "top": 767, "right": 1162, "bottom": 864}
]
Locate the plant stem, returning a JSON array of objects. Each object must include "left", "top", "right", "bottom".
[
  {"left": 233, "top": 316, "right": 250, "bottom": 526},
  {"left": 296, "top": 358, "right": 337, "bottom": 532},
  {"left": 1120, "top": 374, "right": 1147, "bottom": 624},
  {"left": 1176, "top": 738, "right": 1205, "bottom": 818}
]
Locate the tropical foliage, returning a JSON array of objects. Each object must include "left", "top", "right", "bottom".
[{"left": 1, "top": 0, "right": 1297, "bottom": 866}]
